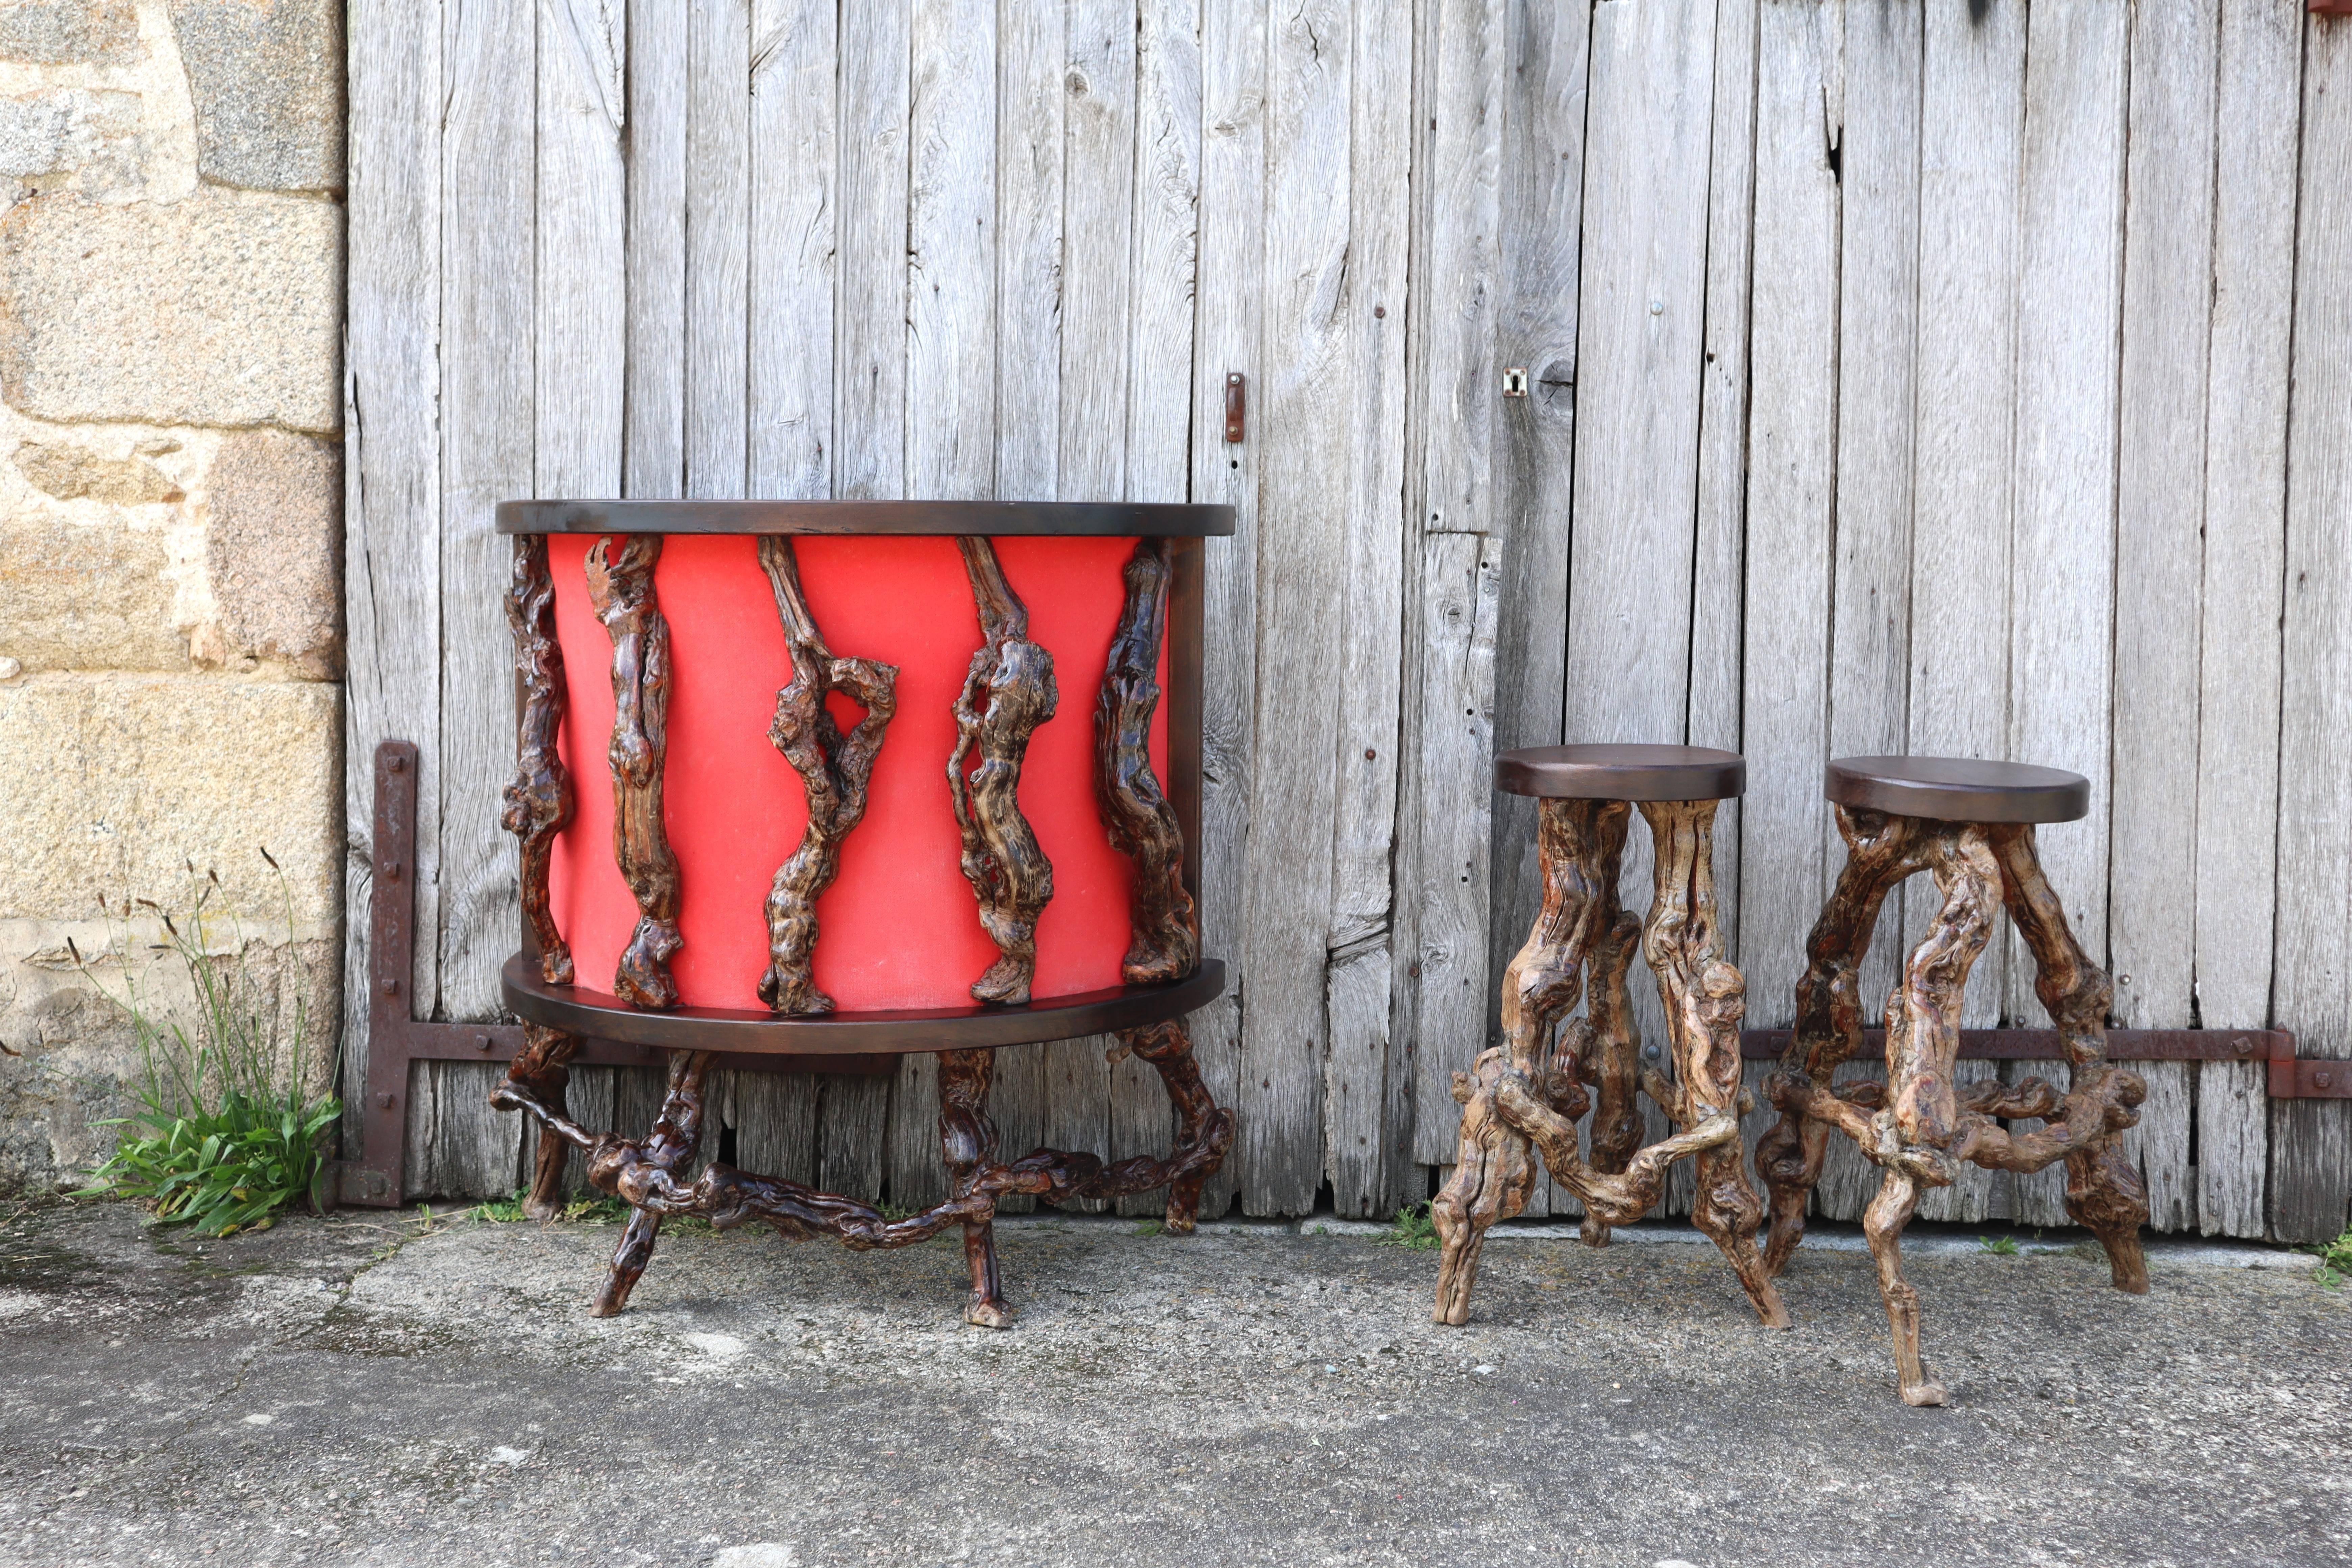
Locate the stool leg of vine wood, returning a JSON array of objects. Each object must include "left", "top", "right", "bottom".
[
  {"left": 1433, "top": 799, "right": 1626, "bottom": 1324},
  {"left": 1758, "top": 808, "right": 1924, "bottom": 1276},
  {"left": 1117, "top": 1021, "right": 1234, "bottom": 1234},
  {"left": 1863, "top": 1168, "right": 1944, "bottom": 1407},
  {"left": 1575, "top": 893, "right": 1642, "bottom": 1249},
  {"left": 1637, "top": 800, "right": 1788, "bottom": 1328},
  {"left": 1431, "top": 1054, "right": 1536, "bottom": 1326},
  {"left": 938, "top": 1048, "right": 1012, "bottom": 1328},
  {"left": 1987, "top": 824, "right": 2151, "bottom": 1295},
  {"left": 591, "top": 1049, "right": 713, "bottom": 1318},
  {"left": 1854, "top": 824, "right": 1998, "bottom": 1402},
  {"left": 503, "top": 1022, "right": 584, "bottom": 1221}
]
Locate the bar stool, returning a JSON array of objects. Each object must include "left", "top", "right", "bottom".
[
  {"left": 1753, "top": 756, "right": 2149, "bottom": 1406},
  {"left": 1431, "top": 745, "right": 1788, "bottom": 1330}
]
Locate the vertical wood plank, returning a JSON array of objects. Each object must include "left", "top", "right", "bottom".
[
  {"left": 993, "top": 0, "right": 1063, "bottom": 504},
  {"left": 2122, "top": 1055, "right": 2194, "bottom": 1234},
  {"left": 1404, "top": 0, "right": 1504, "bottom": 1173},
  {"left": 538, "top": 0, "right": 629, "bottom": 503},
  {"left": 2197, "top": 1060, "right": 2268, "bottom": 1239},
  {"left": 440, "top": 0, "right": 545, "bottom": 1022},
  {"left": 818, "top": 1074, "right": 890, "bottom": 1204},
  {"left": 688, "top": 0, "right": 753, "bottom": 497},
  {"left": 1562, "top": 0, "right": 1716, "bottom": 1099},
  {"left": 414, "top": 0, "right": 540, "bottom": 1194},
  {"left": 733, "top": 0, "right": 838, "bottom": 1193},
  {"left": 520, "top": 0, "right": 628, "bottom": 1200},
  {"left": 1042, "top": 0, "right": 1133, "bottom": 1206},
  {"left": 1560, "top": 0, "right": 1714, "bottom": 749},
  {"left": 2107, "top": 0, "right": 2211, "bottom": 1232},
  {"left": 1322, "top": 0, "right": 1409, "bottom": 1221},
  {"left": 1908, "top": 0, "right": 2022, "bottom": 1031},
  {"left": 726, "top": 1069, "right": 819, "bottom": 1185},
  {"left": 2006, "top": 0, "right": 2125, "bottom": 1025},
  {"left": 1236, "top": 0, "right": 1352, "bottom": 1215},
  {"left": 2104, "top": 0, "right": 2215, "bottom": 1225},
  {"left": 2272, "top": 16, "right": 2352, "bottom": 1246},
  {"left": 834, "top": 0, "right": 912, "bottom": 499},
  {"left": 890, "top": 0, "right": 1001, "bottom": 1211},
  {"left": 748, "top": 0, "right": 838, "bottom": 499},
  {"left": 1739, "top": 0, "right": 1838, "bottom": 1047},
  {"left": 1826, "top": 0, "right": 1920, "bottom": 1031},
  {"left": 2195, "top": 0, "right": 2298, "bottom": 1037},
  {"left": 1405, "top": 529, "right": 1502, "bottom": 1173},
  {"left": 341, "top": 0, "right": 442, "bottom": 1163},
  {"left": 1686, "top": 0, "right": 1756, "bottom": 959},
  {"left": 976, "top": 0, "right": 1061, "bottom": 1212},
  {"left": 1112, "top": 0, "right": 1205, "bottom": 1212},
  {"left": 1472, "top": 0, "right": 1593, "bottom": 1215},
  {"left": 907, "top": 0, "right": 998, "bottom": 497},
  {"left": 1185, "top": 0, "right": 1268, "bottom": 1219},
  {"left": 2107, "top": 0, "right": 2214, "bottom": 1037},
  {"left": 2195, "top": 0, "right": 2299, "bottom": 1240},
  {"left": 839, "top": 0, "right": 914, "bottom": 1191},
  {"left": 626, "top": 0, "right": 687, "bottom": 498}
]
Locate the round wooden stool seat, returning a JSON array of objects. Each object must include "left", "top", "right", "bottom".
[
  {"left": 1494, "top": 744, "right": 1744, "bottom": 802},
  {"left": 1824, "top": 755, "right": 2089, "bottom": 824}
]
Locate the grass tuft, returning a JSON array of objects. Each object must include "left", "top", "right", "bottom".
[
  {"left": 69, "top": 857, "right": 338, "bottom": 1238},
  {"left": 2310, "top": 1227, "right": 2352, "bottom": 1289},
  {"left": 1378, "top": 1202, "right": 1440, "bottom": 1251}
]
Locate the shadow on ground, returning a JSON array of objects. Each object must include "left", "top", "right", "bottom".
[{"left": 1, "top": 1198, "right": 2345, "bottom": 1567}]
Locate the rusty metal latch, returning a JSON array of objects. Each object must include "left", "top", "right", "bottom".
[{"left": 1224, "top": 373, "right": 1245, "bottom": 442}]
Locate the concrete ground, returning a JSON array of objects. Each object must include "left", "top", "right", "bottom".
[{"left": 0, "top": 1197, "right": 2345, "bottom": 1568}]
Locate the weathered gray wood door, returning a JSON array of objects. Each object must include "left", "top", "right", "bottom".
[{"left": 347, "top": 0, "right": 2352, "bottom": 1241}]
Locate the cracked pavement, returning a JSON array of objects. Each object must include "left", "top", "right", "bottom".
[{"left": 0, "top": 1198, "right": 2346, "bottom": 1566}]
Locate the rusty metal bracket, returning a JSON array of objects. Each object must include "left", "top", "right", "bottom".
[
  {"left": 1223, "top": 372, "right": 1245, "bottom": 442},
  {"left": 335, "top": 740, "right": 889, "bottom": 1208},
  {"left": 1739, "top": 1026, "right": 2348, "bottom": 1097}
]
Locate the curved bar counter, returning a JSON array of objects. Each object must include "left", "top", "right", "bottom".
[{"left": 490, "top": 500, "right": 1236, "bottom": 1327}]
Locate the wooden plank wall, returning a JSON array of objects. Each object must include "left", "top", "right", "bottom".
[{"left": 347, "top": 0, "right": 2352, "bottom": 1243}]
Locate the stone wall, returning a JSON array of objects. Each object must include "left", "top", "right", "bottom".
[{"left": 0, "top": 0, "right": 343, "bottom": 1190}]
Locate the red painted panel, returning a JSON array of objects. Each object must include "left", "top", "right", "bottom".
[{"left": 546, "top": 534, "right": 1165, "bottom": 1012}]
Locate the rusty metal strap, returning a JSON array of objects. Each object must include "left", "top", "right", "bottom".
[
  {"left": 1739, "top": 1027, "right": 2348, "bottom": 1098},
  {"left": 337, "top": 741, "right": 890, "bottom": 1209}
]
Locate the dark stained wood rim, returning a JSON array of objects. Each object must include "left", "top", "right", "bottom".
[
  {"left": 1825, "top": 755, "right": 2089, "bottom": 824},
  {"left": 501, "top": 954, "right": 1225, "bottom": 1055},
  {"left": 496, "top": 499, "right": 1236, "bottom": 537},
  {"left": 1494, "top": 744, "right": 1745, "bottom": 802}
]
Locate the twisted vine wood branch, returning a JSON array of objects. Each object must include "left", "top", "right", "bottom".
[
  {"left": 1096, "top": 537, "right": 1197, "bottom": 985},
  {"left": 585, "top": 534, "right": 682, "bottom": 1010},
  {"left": 949, "top": 537, "right": 1056, "bottom": 1005},
  {"left": 755, "top": 535, "right": 897, "bottom": 1014},
  {"left": 499, "top": 533, "right": 574, "bottom": 986}
]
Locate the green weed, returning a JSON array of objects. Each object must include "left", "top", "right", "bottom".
[
  {"left": 2310, "top": 1227, "right": 2352, "bottom": 1288},
  {"left": 1977, "top": 1235, "right": 2020, "bottom": 1256},
  {"left": 1378, "top": 1202, "right": 1440, "bottom": 1251},
  {"left": 471, "top": 1190, "right": 530, "bottom": 1223},
  {"left": 69, "top": 855, "right": 339, "bottom": 1237},
  {"left": 1133, "top": 1219, "right": 1164, "bottom": 1238}
]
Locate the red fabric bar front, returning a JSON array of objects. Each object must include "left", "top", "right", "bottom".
[{"left": 546, "top": 533, "right": 1167, "bottom": 1013}]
